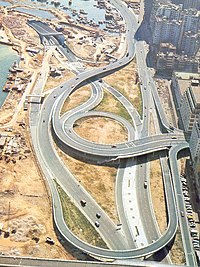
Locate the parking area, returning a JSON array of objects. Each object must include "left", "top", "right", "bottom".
[{"left": 180, "top": 173, "right": 200, "bottom": 251}]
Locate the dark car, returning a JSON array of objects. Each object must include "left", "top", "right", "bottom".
[
  {"left": 96, "top": 213, "right": 101, "bottom": 219},
  {"left": 95, "top": 221, "right": 100, "bottom": 228},
  {"left": 80, "top": 200, "right": 86, "bottom": 207}
]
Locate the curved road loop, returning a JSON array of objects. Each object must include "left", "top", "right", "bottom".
[{"left": 28, "top": 0, "right": 197, "bottom": 265}]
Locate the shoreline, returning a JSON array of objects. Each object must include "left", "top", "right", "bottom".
[{"left": 0, "top": 43, "right": 19, "bottom": 108}]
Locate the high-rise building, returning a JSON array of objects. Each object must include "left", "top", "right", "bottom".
[
  {"left": 152, "top": 17, "right": 181, "bottom": 45},
  {"left": 150, "top": 0, "right": 200, "bottom": 60},
  {"left": 179, "top": 31, "right": 199, "bottom": 55},
  {"left": 190, "top": 115, "right": 200, "bottom": 162},
  {"left": 179, "top": 84, "right": 200, "bottom": 132},
  {"left": 183, "top": 0, "right": 199, "bottom": 10},
  {"left": 172, "top": 0, "right": 200, "bottom": 10}
]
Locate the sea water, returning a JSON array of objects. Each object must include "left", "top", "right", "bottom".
[{"left": 0, "top": 45, "right": 19, "bottom": 107}]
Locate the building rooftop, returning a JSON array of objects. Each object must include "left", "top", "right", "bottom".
[
  {"left": 174, "top": 72, "right": 200, "bottom": 80},
  {"left": 191, "top": 86, "right": 200, "bottom": 104},
  {"left": 0, "top": 136, "right": 6, "bottom": 147},
  {"left": 178, "top": 79, "right": 191, "bottom": 96}
]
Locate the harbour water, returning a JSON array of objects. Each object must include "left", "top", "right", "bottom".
[
  {"left": 0, "top": 45, "right": 19, "bottom": 107},
  {"left": 15, "top": 7, "right": 56, "bottom": 19},
  {"left": 14, "top": 0, "right": 107, "bottom": 29},
  {"left": 0, "top": 0, "right": 114, "bottom": 107},
  {"left": 0, "top": 0, "right": 10, "bottom": 6}
]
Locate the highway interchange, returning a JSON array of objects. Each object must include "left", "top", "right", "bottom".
[{"left": 12, "top": 0, "right": 198, "bottom": 266}]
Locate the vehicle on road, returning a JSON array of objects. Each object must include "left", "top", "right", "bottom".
[
  {"left": 144, "top": 181, "right": 147, "bottom": 189},
  {"left": 96, "top": 213, "right": 101, "bottom": 219},
  {"left": 95, "top": 221, "right": 100, "bottom": 228},
  {"left": 181, "top": 211, "right": 184, "bottom": 217},
  {"left": 80, "top": 200, "right": 86, "bottom": 207}
]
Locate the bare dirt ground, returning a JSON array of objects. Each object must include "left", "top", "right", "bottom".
[
  {"left": 63, "top": 27, "right": 121, "bottom": 62},
  {"left": 0, "top": 2, "right": 185, "bottom": 262},
  {"left": 170, "top": 228, "right": 185, "bottom": 265},
  {"left": 44, "top": 68, "right": 74, "bottom": 93},
  {"left": 0, "top": 91, "right": 22, "bottom": 125},
  {"left": 0, "top": 5, "right": 125, "bottom": 257},
  {"left": 74, "top": 117, "right": 128, "bottom": 145},
  {"left": 57, "top": 149, "right": 119, "bottom": 222},
  {"left": 150, "top": 159, "right": 167, "bottom": 234},
  {"left": 155, "top": 79, "right": 178, "bottom": 127},
  {"left": 149, "top": 113, "right": 167, "bottom": 234},
  {"left": 0, "top": 122, "right": 73, "bottom": 259},
  {"left": 56, "top": 86, "right": 128, "bottom": 223},
  {"left": 61, "top": 85, "right": 91, "bottom": 115},
  {"left": 103, "top": 60, "right": 142, "bottom": 116},
  {"left": 44, "top": 53, "right": 75, "bottom": 93},
  {"left": 0, "top": 10, "right": 74, "bottom": 259}
]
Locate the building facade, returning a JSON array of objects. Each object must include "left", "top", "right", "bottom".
[
  {"left": 150, "top": 0, "right": 200, "bottom": 59},
  {"left": 190, "top": 116, "right": 200, "bottom": 162},
  {"left": 179, "top": 85, "right": 200, "bottom": 132}
]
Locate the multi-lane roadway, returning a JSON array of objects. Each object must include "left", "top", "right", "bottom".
[{"left": 27, "top": 0, "right": 198, "bottom": 266}]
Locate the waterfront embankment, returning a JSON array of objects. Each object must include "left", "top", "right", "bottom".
[{"left": 0, "top": 44, "right": 19, "bottom": 107}]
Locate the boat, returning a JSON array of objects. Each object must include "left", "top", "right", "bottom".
[{"left": 80, "top": 9, "right": 88, "bottom": 15}]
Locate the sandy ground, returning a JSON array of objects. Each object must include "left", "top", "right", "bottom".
[
  {"left": 61, "top": 85, "right": 91, "bottom": 115},
  {"left": 75, "top": 117, "right": 128, "bottom": 145},
  {"left": 150, "top": 159, "right": 167, "bottom": 234},
  {"left": 170, "top": 228, "right": 185, "bottom": 265},
  {"left": 0, "top": 1, "right": 186, "bottom": 262},
  {"left": 0, "top": 121, "right": 73, "bottom": 259},
  {"left": 149, "top": 81, "right": 185, "bottom": 263},
  {"left": 0, "top": 9, "right": 74, "bottom": 260},
  {"left": 155, "top": 79, "right": 178, "bottom": 127},
  {"left": 0, "top": 3, "right": 126, "bottom": 257},
  {"left": 103, "top": 60, "right": 142, "bottom": 116},
  {"left": 54, "top": 88, "right": 129, "bottom": 223},
  {"left": 57, "top": 149, "right": 119, "bottom": 222},
  {"left": 149, "top": 114, "right": 167, "bottom": 234}
]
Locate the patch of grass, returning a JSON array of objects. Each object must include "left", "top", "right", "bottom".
[
  {"left": 55, "top": 181, "right": 108, "bottom": 249},
  {"left": 134, "top": 85, "right": 143, "bottom": 116},
  {"left": 104, "top": 60, "right": 143, "bottom": 117},
  {"left": 95, "top": 90, "right": 132, "bottom": 123}
]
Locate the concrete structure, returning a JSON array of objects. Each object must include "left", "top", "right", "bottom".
[
  {"left": 0, "top": 136, "right": 6, "bottom": 148},
  {"left": 179, "top": 84, "right": 200, "bottom": 132},
  {"left": 28, "top": 15, "right": 198, "bottom": 265},
  {"left": 183, "top": 0, "right": 199, "bottom": 10},
  {"left": 171, "top": 71, "right": 200, "bottom": 108},
  {"left": 159, "top": 42, "right": 177, "bottom": 53},
  {"left": 190, "top": 116, "right": 200, "bottom": 203},
  {"left": 150, "top": 2, "right": 182, "bottom": 46},
  {"left": 149, "top": 0, "right": 200, "bottom": 61},
  {"left": 156, "top": 52, "right": 199, "bottom": 73},
  {"left": 179, "top": 31, "right": 199, "bottom": 56},
  {"left": 190, "top": 115, "right": 200, "bottom": 162}
]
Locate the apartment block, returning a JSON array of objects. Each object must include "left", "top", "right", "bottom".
[
  {"left": 156, "top": 52, "right": 199, "bottom": 73},
  {"left": 190, "top": 116, "right": 200, "bottom": 162},
  {"left": 171, "top": 72, "right": 200, "bottom": 108},
  {"left": 150, "top": 0, "right": 200, "bottom": 58},
  {"left": 179, "top": 85, "right": 200, "bottom": 132}
]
